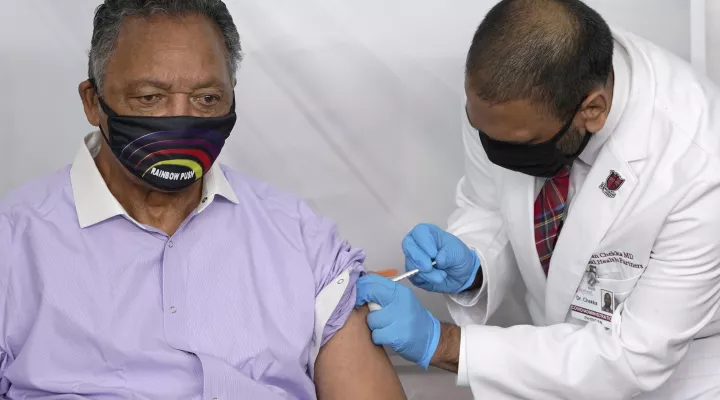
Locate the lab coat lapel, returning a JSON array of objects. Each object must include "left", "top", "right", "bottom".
[
  {"left": 543, "top": 27, "right": 656, "bottom": 324},
  {"left": 501, "top": 169, "right": 548, "bottom": 301},
  {"left": 544, "top": 145, "right": 637, "bottom": 324}
]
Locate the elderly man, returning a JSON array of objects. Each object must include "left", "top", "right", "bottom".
[{"left": 0, "top": 1, "right": 405, "bottom": 399}]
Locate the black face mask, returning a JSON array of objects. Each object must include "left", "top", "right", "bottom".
[
  {"left": 97, "top": 96, "right": 237, "bottom": 192},
  {"left": 475, "top": 104, "right": 592, "bottom": 178}
]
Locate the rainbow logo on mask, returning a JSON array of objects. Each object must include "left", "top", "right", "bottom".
[{"left": 119, "top": 129, "right": 225, "bottom": 182}]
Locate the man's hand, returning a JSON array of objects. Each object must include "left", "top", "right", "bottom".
[
  {"left": 354, "top": 274, "right": 441, "bottom": 369},
  {"left": 403, "top": 223, "right": 481, "bottom": 293}
]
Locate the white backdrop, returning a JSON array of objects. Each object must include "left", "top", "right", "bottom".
[
  {"left": 0, "top": 0, "right": 708, "bottom": 327},
  {"left": 709, "top": 0, "right": 720, "bottom": 83}
]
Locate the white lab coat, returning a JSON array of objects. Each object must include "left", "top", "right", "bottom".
[{"left": 446, "top": 29, "right": 720, "bottom": 400}]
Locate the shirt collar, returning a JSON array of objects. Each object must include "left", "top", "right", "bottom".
[
  {"left": 578, "top": 39, "right": 631, "bottom": 166},
  {"left": 70, "top": 131, "right": 239, "bottom": 228}
]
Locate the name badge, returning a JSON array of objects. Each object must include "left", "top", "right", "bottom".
[{"left": 570, "top": 265, "right": 615, "bottom": 329}]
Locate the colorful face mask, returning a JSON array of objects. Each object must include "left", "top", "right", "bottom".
[{"left": 97, "top": 97, "right": 237, "bottom": 192}]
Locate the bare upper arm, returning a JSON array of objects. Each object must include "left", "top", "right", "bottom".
[{"left": 314, "top": 306, "right": 407, "bottom": 400}]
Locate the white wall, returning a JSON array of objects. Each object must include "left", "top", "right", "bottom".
[{"left": 709, "top": 0, "right": 720, "bottom": 83}]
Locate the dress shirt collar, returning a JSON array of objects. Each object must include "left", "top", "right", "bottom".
[{"left": 70, "top": 131, "right": 239, "bottom": 228}]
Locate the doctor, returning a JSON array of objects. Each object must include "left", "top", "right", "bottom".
[{"left": 355, "top": 0, "right": 720, "bottom": 398}]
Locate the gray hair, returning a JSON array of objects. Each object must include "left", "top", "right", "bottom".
[{"left": 88, "top": 0, "right": 242, "bottom": 94}]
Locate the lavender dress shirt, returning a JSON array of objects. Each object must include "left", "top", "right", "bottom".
[{"left": 0, "top": 132, "right": 364, "bottom": 399}]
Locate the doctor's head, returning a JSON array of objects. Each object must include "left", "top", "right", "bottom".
[
  {"left": 464, "top": 0, "right": 614, "bottom": 177},
  {"left": 78, "top": 0, "right": 242, "bottom": 193}
]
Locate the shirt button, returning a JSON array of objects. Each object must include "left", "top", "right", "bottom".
[
  {"left": 168, "top": 240, "right": 174, "bottom": 248},
  {"left": 202, "top": 197, "right": 208, "bottom": 203},
  {"left": 169, "top": 306, "right": 177, "bottom": 313}
]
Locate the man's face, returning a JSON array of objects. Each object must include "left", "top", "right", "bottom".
[
  {"left": 464, "top": 83, "right": 588, "bottom": 156},
  {"left": 100, "top": 13, "right": 234, "bottom": 119},
  {"left": 78, "top": 13, "right": 236, "bottom": 192}
]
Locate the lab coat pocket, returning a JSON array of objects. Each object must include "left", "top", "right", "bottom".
[{"left": 596, "top": 275, "right": 639, "bottom": 304}]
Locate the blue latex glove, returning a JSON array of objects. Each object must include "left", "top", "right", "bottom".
[
  {"left": 355, "top": 274, "right": 441, "bottom": 369},
  {"left": 402, "top": 223, "right": 481, "bottom": 293}
]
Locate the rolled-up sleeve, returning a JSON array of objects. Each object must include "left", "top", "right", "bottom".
[{"left": 299, "top": 202, "right": 366, "bottom": 346}]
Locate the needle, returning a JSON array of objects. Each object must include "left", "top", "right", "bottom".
[
  {"left": 390, "top": 268, "right": 421, "bottom": 282},
  {"left": 368, "top": 261, "right": 435, "bottom": 311}
]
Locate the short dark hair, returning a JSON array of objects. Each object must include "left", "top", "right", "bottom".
[
  {"left": 88, "top": 0, "right": 242, "bottom": 95},
  {"left": 465, "top": 0, "right": 613, "bottom": 121}
]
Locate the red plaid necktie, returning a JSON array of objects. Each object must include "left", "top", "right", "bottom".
[{"left": 534, "top": 166, "right": 570, "bottom": 276}]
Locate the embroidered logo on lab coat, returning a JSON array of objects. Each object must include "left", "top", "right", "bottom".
[{"left": 599, "top": 170, "right": 625, "bottom": 198}]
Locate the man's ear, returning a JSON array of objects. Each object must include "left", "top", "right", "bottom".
[
  {"left": 79, "top": 80, "right": 101, "bottom": 127},
  {"left": 581, "top": 88, "right": 611, "bottom": 133}
]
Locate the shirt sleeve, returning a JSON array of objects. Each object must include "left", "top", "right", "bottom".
[
  {"left": 299, "top": 202, "right": 366, "bottom": 347},
  {"left": 445, "top": 102, "right": 517, "bottom": 324},
  {"left": 457, "top": 326, "right": 470, "bottom": 387},
  {"left": 0, "top": 214, "right": 11, "bottom": 393}
]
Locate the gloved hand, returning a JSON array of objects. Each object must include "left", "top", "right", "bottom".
[
  {"left": 355, "top": 274, "right": 441, "bottom": 369},
  {"left": 402, "top": 223, "right": 481, "bottom": 293}
]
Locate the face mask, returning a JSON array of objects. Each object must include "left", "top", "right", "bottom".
[
  {"left": 97, "top": 97, "right": 237, "bottom": 192},
  {"left": 475, "top": 103, "right": 591, "bottom": 178}
]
